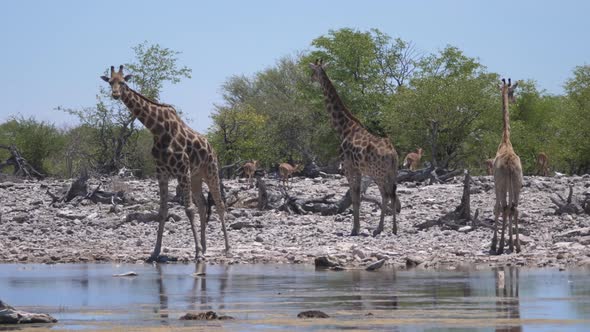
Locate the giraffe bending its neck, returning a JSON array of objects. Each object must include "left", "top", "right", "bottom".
[
  {"left": 310, "top": 59, "right": 400, "bottom": 236},
  {"left": 101, "top": 65, "right": 230, "bottom": 261},
  {"left": 491, "top": 78, "right": 523, "bottom": 255}
]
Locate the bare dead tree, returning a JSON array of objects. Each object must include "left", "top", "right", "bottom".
[{"left": 0, "top": 144, "right": 44, "bottom": 179}]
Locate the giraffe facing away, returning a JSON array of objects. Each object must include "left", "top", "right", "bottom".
[
  {"left": 101, "top": 65, "right": 229, "bottom": 261},
  {"left": 537, "top": 152, "right": 549, "bottom": 176},
  {"left": 491, "top": 78, "right": 523, "bottom": 255},
  {"left": 243, "top": 160, "right": 258, "bottom": 188},
  {"left": 309, "top": 59, "right": 399, "bottom": 236}
]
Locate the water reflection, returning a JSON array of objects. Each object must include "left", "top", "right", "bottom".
[
  {"left": 495, "top": 267, "right": 521, "bottom": 332},
  {"left": 155, "top": 264, "right": 168, "bottom": 323},
  {"left": 0, "top": 264, "right": 588, "bottom": 331}
]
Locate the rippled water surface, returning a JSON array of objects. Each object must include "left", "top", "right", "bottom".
[{"left": 1, "top": 263, "right": 589, "bottom": 331}]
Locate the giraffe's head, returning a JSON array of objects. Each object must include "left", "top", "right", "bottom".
[
  {"left": 309, "top": 58, "right": 327, "bottom": 82},
  {"left": 500, "top": 78, "right": 518, "bottom": 104},
  {"left": 101, "top": 65, "right": 133, "bottom": 100}
]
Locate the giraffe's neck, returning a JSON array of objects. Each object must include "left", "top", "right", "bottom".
[
  {"left": 120, "top": 84, "right": 177, "bottom": 136},
  {"left": 317, "top": 70, "right": 361, "bottom": 140},
  {"left": 501, "top": 90, "right": 511, "bottom": 145}
]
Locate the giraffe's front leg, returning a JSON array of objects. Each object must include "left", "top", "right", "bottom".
[
  {"left": 206, "top": 173, "right": 231, "bottom": 256},
  {"left": 149, "top": 172, "right": 169, "bottom": 262},
  {"left": 349, "top": 173, "right": 362, "bottom": 236},
  {"left": 191, "top": 175, "right": 208, "bottom": 257}
]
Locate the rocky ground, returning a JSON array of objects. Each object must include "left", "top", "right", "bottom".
[{"left": 1, "top": 172, "right": 590, "bottom": 270}]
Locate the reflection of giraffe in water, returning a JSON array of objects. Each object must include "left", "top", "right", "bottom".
[
  {"left": 494, "top": 267, "right": 522, "bottom": 332},
  {"left": 155, "top": 264, "right": 168, "bottom": 323},
  {"left": 188, "top": 263, "right": 229, "bottom": 312}
]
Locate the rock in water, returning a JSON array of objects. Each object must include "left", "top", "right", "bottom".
[
  {"left": 314, "top": 256, "right": 338, "bottom": 268},
  {"left": 297, "top": 310, "right": 330, "bottom": 318},
  {"left": 405, "top": 256, "right": 425, "bottom": 268},
  {"left": 112, "top": 271, "right": 138, "bottom": 277},
  {"left": 179, "top": 311, "right": 233, "bottom": 320},
  {"left": 366, "top": 259, "right": 386, "bottom": 271},
  {"left": 0, "top": 300, "right": 57, "bottom": 324}
]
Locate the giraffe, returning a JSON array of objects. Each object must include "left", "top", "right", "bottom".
[
  {"left": 491, "top": 78, "right": 523, "bottom": 255},
  {"left": 278, "top": 162, "right": 302, "bottom": 188},
  {"left": 537, "top": 152, "right": 549, "bottom": 176},
  {"left": 243, "top": 160, "right": 258, "bottom": 187},
  {"left": 403, "top": 148, "right": 424, "bottom": 171},
  {"left": 310, "top": 59, "right": 399, "bottom": 236},
  {"left": 485, "top": 158, "right": 494, "bottom": 176},
  {"left": 101, "top": 65, "right": 229, "bottom": 261}
]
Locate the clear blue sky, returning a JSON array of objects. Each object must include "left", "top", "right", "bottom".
[{"left": 1, "top": 0, "right": 588, "bottom": 133}]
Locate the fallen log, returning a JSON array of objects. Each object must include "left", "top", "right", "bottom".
[
  {"left": 46, "top": 173, "right": 128, "bottom": 207},
  {"left": 397, "top": 165, "right": 461, "bottom": 184},
  {"left": 0, "top": 144, "right": 44, "bottom": 179},
  {"left": 550, "top": 184, "right": 589, "bottom": 215},
  {"left": 257, "top": 176, "right": 402, "bottom": 216},
  {"left": 275, "top": 177, "right": 373, "bottom": 215}
]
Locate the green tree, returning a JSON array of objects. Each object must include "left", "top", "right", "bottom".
[
  {"left": 386, "top": 46, "right": 499, "bottom": 169},
  {"left": 0, "top": 116, "right": 65, "bottom": 174},
  {"left": 561, "top": 65, "right": 590, "bottom": 173}
]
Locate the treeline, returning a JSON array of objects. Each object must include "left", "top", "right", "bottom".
[
  {"left": 207, "top": 28, "right": 590, "bottom": 175},
  {"left": 1, "top": 29, "right": 589, "bottom": 178}
]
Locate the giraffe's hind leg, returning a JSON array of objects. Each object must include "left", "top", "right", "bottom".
[
  {"left": 391, "top": 183, "right": 399, "bottom": 235},
  {"left": 373, "top": 184, "right": 387, "bottom": 236},
  {"left": 206, "top": 170, "right": 230, "bottom": 256},
  {"left": 514, "top": 205, "right": 521, "bottom": 253},
  {"left": 497, "top": 206, "right": 509, "bottom": 255}
]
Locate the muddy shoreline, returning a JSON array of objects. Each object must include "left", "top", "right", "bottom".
[{"left": 1, "top": 173, "right": 589, "bottom": 270}]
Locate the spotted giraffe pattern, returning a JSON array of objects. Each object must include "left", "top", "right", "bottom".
[
  {"left": 309, "top": 60, "right": 399, "bottom": 236},
  {"left": 101, "top": 65, "right": 229, "bottom": 260}
]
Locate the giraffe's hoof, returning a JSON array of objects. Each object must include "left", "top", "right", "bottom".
[
  {"left": 147, "top": 255, "right": 172, "bottom": 263},
  {"left": 146, "top": 256, "right": 157, "bottom": 263},
  {"left": 350, "top": 229, "right": 360, "bottom": 236},
  {"left": 372, "top": 229, "right": 383, "bottom": 237}
]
